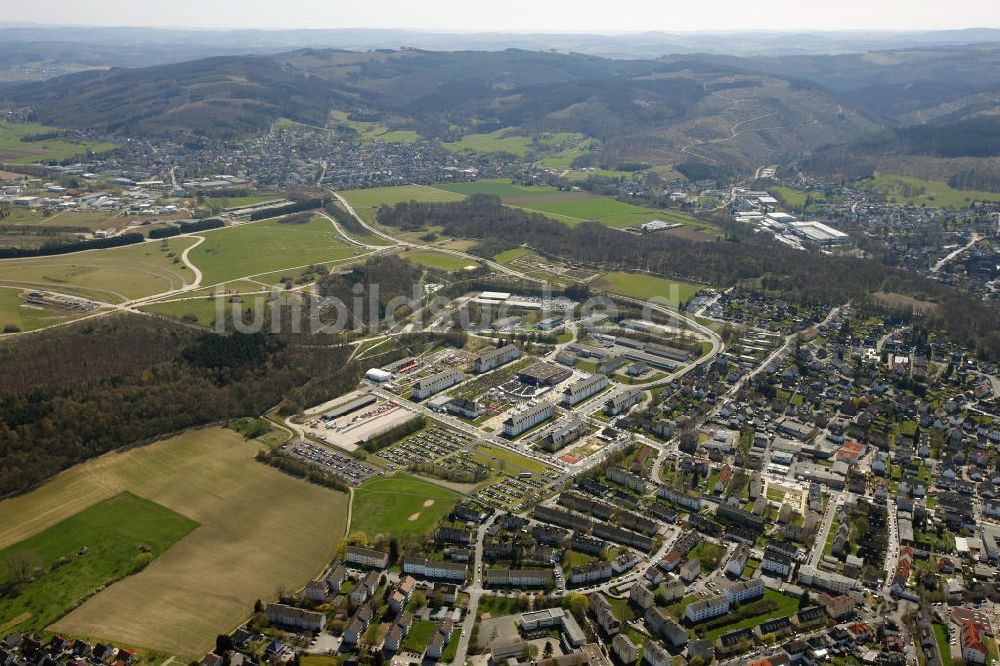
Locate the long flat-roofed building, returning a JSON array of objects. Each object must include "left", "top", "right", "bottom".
[
  {"left": 562, "top": 373, "right": 609, "bottom": 405},
  {"left": 503, "top": 401, "right": 555, "bottom": 437},
  {"left": 412, "top": 368, "right": 464, "bottom": 400}
]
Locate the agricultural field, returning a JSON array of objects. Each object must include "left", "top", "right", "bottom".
[
  {"left": 443, "top": 129, "right": 532, "bottom": 156},
  {"left": 188, "top": 215, "right": 361, "bottom": 286},
  {"left": 0, "top": 427, "right": 350, "bottom": 656},
  {"left": 0, "top": 236, "right": 198, "bottom": 303},
  {"left": 863, "top": 173, "right": 1000, "bottom": 208},
  {"left": 350, "top": 474, "right": 461, "bottom": 540},
  {"left": 339, "top": 185, "right": 464, "bottom": 224},
  {"left": 0, "top": 121, "right": 116, "bottom": 164},
  {"left": 0, "top": 286, "right": 94, "bottom": 332},
  {"left": 592, "top": 271, "right": 703, "bottom": 306},
  {"left": 401, "top": 250, "right": 480, "bottom": 272},
  {"left": 0, "top": 492, "right": 198, "bottom": 634}
]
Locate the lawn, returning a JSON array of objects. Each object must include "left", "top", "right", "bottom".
[
  {"left": 402, "top": 250, "right": 480, "bottom": 272},
  {"left": 0, "top": 492, "right": 197, "bottom": 633},
  {"left": 473, "top": 444, "right": 552, "bottom": 475},
  {"left": 592, "top": 271, "right": 703, "bottom": 306},
  {"left": 699, "top": 590, "right": 800, "bottom": 641},
  {"left": 865, "top": 173, "right": 1000, "bottom": 208},
  {"left": 933, "top": 623, "right": 953, "bottom": 666},
  {"left": 444, "top": 129, "right": 532, "bottom": 156},
  {"left": 350, "top": 474, "right": 461, "bottom": 540},
  {"left": 188, "top": 215, "right": 360, "bottom": 286},
  {"left": 0, "top": 121, "right": 116, "bottom": 164},
  {"left": 0, "top": 286, "right": 92, "bottom": 333},
  {"left": 403, "top": 620, "right": 438, "bottom": 652},
  {"left": 339, "top": 185, "right": 464, "bottom": 224},
  {"left": 0, "top": 236, "right": 198, "bottom": 304},
  {"left": 0, "top": 427, "right": 351, "bottom": 656}
]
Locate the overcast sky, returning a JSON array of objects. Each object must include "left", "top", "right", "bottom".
[{"left": 4, "top": 0, "right": 999, "bottom": 32}]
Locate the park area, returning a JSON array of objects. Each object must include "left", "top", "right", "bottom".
[
  {"left": 0, "top": 427, "right": 350, "bottom": 656},
  {"left": 350, "top": 474, "right": 460, "bottom": 540}
]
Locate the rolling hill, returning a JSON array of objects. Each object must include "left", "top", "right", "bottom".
[{"left": 0, "top": 47, "right": 880, "bottom": 168}]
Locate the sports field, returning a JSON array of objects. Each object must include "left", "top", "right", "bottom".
[
  {"left": 0, "top": 492, "right": 197, "bottom": 634},
  {"left": 402, "top": 250, "right": 480, "bottom": 272},
  {"left": 592, "top": 271, "right": 703, "bottom": 306},
  {"left": 0, "top": 427, "right": 350, "bottom": 656},
  {"left": 443, "top": 129, "right": 532, "bottom": 156},
  {"left": 188, "top": 215, "right": 360, "bottom": 286},
  {"left": 350, "top": 474, "right": 460, "bottom": 540},
  {"left": 0, "top": 121, "right": 116, "bottom": 164},
  {"left": 0, "top": 236, "right": 198, "bottom": 303}
]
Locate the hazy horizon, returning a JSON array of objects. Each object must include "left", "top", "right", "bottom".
[{"left": 2, "top": 0, "right": 998, "bottom": 32}]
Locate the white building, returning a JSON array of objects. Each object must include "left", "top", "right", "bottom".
[
  {"left": 561, "top": 373, "right": 609, "bottom": 405},
  {"left": 411, "top": 368, "right": 463, "bottom": 400},
  {"left": 503, "top": 401, "right": 555, "bottom": 437}
]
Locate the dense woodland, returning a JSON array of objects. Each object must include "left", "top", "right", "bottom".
[
  {"left": 0, "top": 315, "right": 358, "bottom": 497},
  {"left": 378, "top": 196, "right": 1000, "bottom": 360}
]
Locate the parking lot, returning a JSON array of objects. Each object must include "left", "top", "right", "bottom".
[
  {"left": 376, "top": 425, "right": 474, "bottom": 471},
  {"left": 282, "top": 440, "right": 380, "bottom": 486}
]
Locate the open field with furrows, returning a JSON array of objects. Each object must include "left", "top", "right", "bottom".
[
  {"left": 0, "top": 236, "right": 198, "bottom": 303},
  {"left": 592, "top": 271, "right": 704, "bottom": 306},
  {"left": 864, "top": 173, "right": 1000, "bottom": 208},
  {"left": 0, "top": 121, "right": 117, "bottom": 164},
  {"left": 0, "top": 427, "right": 350, "bottom": 656},
  {"left": 339, "top": 185, "right": 465, "bottom": 223},
  {"left": 188, "top": 215, "right": 362, "bottom": 286},
  {"left": 350, "top": 474, "right": 461, "bottom": 540},
  {"left": 400, "top": 250, "right": 480, "bottom": 272},
  {"left": 0, "top": 286, "right": 94, "bottom": 332},
  {"left": 0, "top": 492, "right": 198, "bottom": 634},
  {"left": 443, "top": 129, "right": 532, "bottom": 156}
]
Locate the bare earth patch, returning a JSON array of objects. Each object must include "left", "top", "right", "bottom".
[
  {"left": 407, "top": 512, "right": 421, "bottom": 521},
  {"left": 423, "top": 499, "right": 435, "bottom": 508}
]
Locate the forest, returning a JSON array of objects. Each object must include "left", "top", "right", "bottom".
[{"left": 378, "top": 196, "right": 1000, "bottom": 360}]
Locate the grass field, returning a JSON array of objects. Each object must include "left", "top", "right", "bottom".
[
  {"left": 934, "top": 624, "right": 954, "bottom": 666},
  {"left": 0, "top": 492, "right": 197, "bottom": 633},
  {"left": 865, "top": 173, "right": 1000, "bottom": 208},
  {"left": 472, "top": 444, "right": 552, "bottom": 475},
  {"left": 0, "top": 121, "right": 116, "bottom": 164},
  {"left": 444, "top": 129, "right": 532, "bottom": 156},
  {"left": 493, "top": 247, "right": 535, "bottom": 264},
  {"left": 0, "top": 427, "right": 350, "bottom": 656},
  {"left": 402, "top": 250, "right": 480, "bottom": 272},
  {"left": 0, "top": 236, "right": 198, "bottom": 303},
  {"left": 513, "top": 197, "right": 668, "bottom": 229},
  {"left": 403, "top": 620, "right": 438, "bottom": 652},
  {"left": 0, "top": 286, "right": 92, "bottom": 332},
  {"left": 328, "top": 110, "right": 420, "bottom": 144},
  {"left": 771, "top": 186, "right": 808, "bottom": 210},
  {"left": 339, "top": 185, "right": 465, "bottom": 224},
  {"left": 433, "top": 179, "right": 561, "bottom": 199},
  {"left": 699, "top": 589, "right": 800, "bottom": 641},
  {"left": 139, "top": 293, "right": 263, "bottom": 327},
  {"left": 350, "top": 474, "right": 460, "bottom": 540},
  {"left": 205, "top": 195, "right": 282, "bottom": 210},
  {"left": 592, "top": 271, "right": 703, "bottom": 306},
  {"left": 188, "top": 215, "right": 360, "bottom": 286}
]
